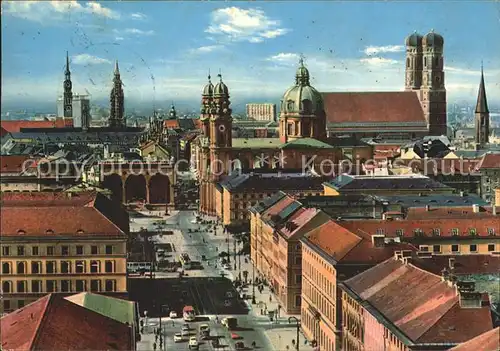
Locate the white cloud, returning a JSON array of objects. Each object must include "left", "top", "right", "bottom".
[
  {"left": 267, "top": 53, "right": 300, "bottom": 64},
  {"left": 205, "top": 7, "right": 289, "bottom": 43},
  {"left": 115, "top": 36, "right": 124, "bottom": 41},
  {"left": 122, "top": 28, "right": 155, "bottom": 36},
  {"left": 189, "top": 45, "right": 225, "bottom": 54},
  {"left": 1, "top": 1, "right": 120, "bottom": 23},
  {"left": 363, "top": 45, "right": 404, "bottom": 56},
  {"left": 131, "top": 12, "right": 147, "bottom": 20},
  {"left": 360, "top": 57, "right": 399, "bottom": 66},
  {"left": 72, "top": 54, "right": 111, "bottom": 65}
]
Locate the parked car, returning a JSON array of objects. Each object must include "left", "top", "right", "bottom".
[
  {"left": 174, "top": 333, "right": 184, "bottom": 343},
  {"left": 180, "top": 328, "right": 189, "bottom": 336},
  {"left": 189, "top": 336, "right": 199, "bottom": 350},
  {"left": 169, "top": 311, "right": 178, "bottom": 319}
]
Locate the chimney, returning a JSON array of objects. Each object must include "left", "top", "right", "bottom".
[
  {"left": 425, "top": 205, "right": 430, "bottom": 212},
  {"left": 67, "top": 192, "right": 72, "bottom": 198},
  {"left": 472, "top": 204, "right": 480, "bottom": 213},
  {"left": 459, "top": 292, "right": 483, "bottom": 309},
  {"left": 460, "top": 191, "right": 465, "bottom": 197},
  {"left": 441, "top": 267, "right": 450, "bottom": 281}
]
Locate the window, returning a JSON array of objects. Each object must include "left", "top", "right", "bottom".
[
  {"left": 76, "top": 261, "right": 85, "bottom": 273},
  {"left": 488, "top": 244, "right": 495, "bottom": 252},
  {"left": 91, "top": 246, "right": 98, "bottom": 255},
  {"left": 432, "top": 245, "right": 441, "bottom": 253},
  {"left": 2, "top": 246, "right": 10, "bottom": 256},
  {"left": 396, "top": 229, "right": 404, "bottom": 237},
  {"left": 469, "top": 228, "right": 477, "bottom": 236},
  {"left": 487, "top": 228, "right": 496, "bottom": 236},
  {"left": 2, "top": 281, "right": 11, "bottom": 293},
  {"left": 432, "top": 228, "right": 441, "bottom": 236},
  {"left": 46, "top": 261, "right": 56, "bottom": 274},
  {"left": 90, "top": 280, "right": 100, "bottom": 292},
  {"left": 76, "top": 280, "right": 86, "bottom": 292},
  {"left": 470, "top": 244, "right": 478, "bottom": 253},
  {"left": 295, "top": 295, "right": 302, "bottom": 307},
  {"left": 46, "top": 280, "right": 56, "bottom": 292},
  {"left": 62, "top": 246, "right": 69, "bottom": 256},
  {"left": 31, "top": 261, "right": 41, "bottom": 274},
  {"left": 17, "top": 262, "right": 26, "bottom": 274},
  {"left": 76, "top": 246, "right": 84, "bottom": 255},
  {"left": 61, "top": 261, "right": 71, "bottom": 274},
  {"left": 294, "top": 256, "right": 301, "bottom": 265},
  {"left": 32, "top": 246, "right": 39, "bottom": 256},
  {"left": 3, "top": 300, "right": 11, "bottom": 311},
  {"left": 413, "top": 229, "right": 424, "bottom": 237},
  {"left": 61, "top": 280, "right": 71, "bottom": 292},
  {"left": 451, "top": 244, "right": 459, "bottom": 253},
  {"left": 451, "top": 228, "right": 459, "bottom": 236},
  {"left": 17, "top": 281, "right": 26, "bottom": 293},
  {"left": 90, "top": 261, "right": 100, "bottom": 273},
  {"left": 47, "top": 246, "right": 55, "bottom": 256},
  {"left": 105, "top": 261, "right": 114, "bottom": 273},
  {"left": 105, "top": 245, "right": 113, "bottom": 255},
  {"left": 31, "top": 280, "right": 41, "bottom": 293},
  {"left": 419, "top": 246, "right": 429, "bottom": 252},
  {"left": 376, "top": 228, "right": 384, "bottom": 235},
  {"left": 105, "top": 280, "right": 115, "bottom": 292},
  {"left": 17, "top": 246, "right": 25, "bottom": 256},
  {"left": 295, "top": 274, "right": 302, "bottom": 284},
  {"left": 18, "top": 300, "right": 25, "bottom": 308},
  {"left": 2, "top": 262, "right": 11, "bottom": 274}
]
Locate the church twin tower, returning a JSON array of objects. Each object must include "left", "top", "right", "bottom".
[{"left": 404, "top": 30, "right": 447, "bottom": 136}]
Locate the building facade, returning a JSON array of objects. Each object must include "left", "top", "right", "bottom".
[
  {"left": 57, "top": 94, "right": 91, "bottom": 129},
  {"left": 246, "top": 103, "right": 277, "bottom": 122}
]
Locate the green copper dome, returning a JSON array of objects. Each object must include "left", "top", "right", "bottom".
[
  {"left": 202, "top": 74, "right": 214, "bottom": 96},
  {"left": 213, "top": 74, "right": 229, "bottom": 96},
  {"left": 281, "top": 59, "right": 324, "bottom": 115}
]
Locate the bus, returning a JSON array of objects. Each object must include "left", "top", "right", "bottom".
[
  {"left": 179, "top": 253, "right": 192, "bottom": 270},
  {"left": 183, "top": 305, "right": 196, "bottom": 321},
  {"left": 127, "top": 262, "right": 152, "bottom": 274}
]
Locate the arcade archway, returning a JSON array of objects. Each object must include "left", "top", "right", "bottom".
[
  {"left": 102, "top": 174, "right": 123, "bottom": 203},
  {"left": 125, "top": 175, "right": 147, "bottom": 203},
  {"left": 149, "top": 174, "right": 170, "bottom": 204}
]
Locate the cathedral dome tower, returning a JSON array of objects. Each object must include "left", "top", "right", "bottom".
[
  {"left": 209, "top": 73, "right": 232, "bottom": 148},
  {"left": 279, "top": 58, "right": 326, "bottom": 143},
  {"left": 200, "top": 73, "right": 213, "bottom": 137},
  {"left": 405, "top": 31, "right": 423, "bottom": 90}
]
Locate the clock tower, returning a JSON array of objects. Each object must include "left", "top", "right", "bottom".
[{"left": 63, "top": 51, "right": 73, "bottom": 120}]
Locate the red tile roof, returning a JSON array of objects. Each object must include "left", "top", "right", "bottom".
[
  {"left": 164, "top": 120, "right": 180, "bottom": 129},
  {"left": 0, "top": 294, "right": 132, "bottom": 351},
  {"left": 0, "top": 206, "right": 126, "bottom": 237},
  {"left": 401, "top": 159, "right": 481, "bottom": 175},
  {"left": 450, "top": 327, "right": 500, "bottom": 351},
  {"left": 1, "top": 191, "right": 97, "bottom": 207},
  {"left": 406, "top": 206, "right": 498, "bottom": 219},
  {"left": 0, "top": 155, "right": 34, "bottom": 174},
  {"left": 0, "top": 120, "right": 59, "bottom": 133},
  {"left": 261, "top": 195, "right": 296, "bottom": 221},
  {"left": 411, "top": 255, "right": 500, "bottom": 276},
  {"left": 0, "top": 126, "right": 8, "bottom": 137},
  {"left": 344, "top": 258, "right": 493, "bottom": 344},
  {"left": 279, "top": 207, "right": 318, "bottom": 239},
  {"left": 322, "top": 92, "right": 426, "bottom": 124},
  {"left": 477, "top": 153, "right": 500, "bottom": 170}
]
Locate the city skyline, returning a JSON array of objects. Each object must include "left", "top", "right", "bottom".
[{"left": 2, "top": 1, "right": 500, "bottom": 110}]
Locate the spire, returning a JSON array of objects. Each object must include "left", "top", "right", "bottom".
[
  {"left": 218, "top": 68, "right": 223, "bottom": 82},
  {"left": 295, "top": 55, "right": 310, "bottom": 86},
  {"left": 65, "top": 51, "right": 70, "bottom": 74},
  {"left": 208, "top": 69, "right": 211, "bottom": 82},
  {"left": 475, "top": 63, "right": 489, "bottom": 113},
  {"left": 114, "top": 60, "right": 120, "bottom": 75}
]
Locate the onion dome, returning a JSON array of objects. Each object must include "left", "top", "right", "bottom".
[
  {"left": 405, "top": 31, "right": 423, "bottom": 47},
  {"left": 423, "top": 29, "right": 444, "bottom": 48},
  {"left": 202, "top": 74, "right": 214, "bottom": 96},
  {"left": 213, "top": 74, "right": 229, "bottom": 96},
  {"left": 281, "top": 58, "right": 324, "bottom": 114}
]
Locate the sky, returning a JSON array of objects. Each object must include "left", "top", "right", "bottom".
[{"left": 2, "top": 1, "right": 500, "bottom": 112}]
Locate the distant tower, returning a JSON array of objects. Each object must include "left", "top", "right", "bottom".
[
  {"left": 169, "top": 103, "right": 177, "bottom": 119},
  {"left": 200, "top": 73, "right": 214, "bottom": 138},
  {"left": 109, "top": 60, "right": 125, "bottom": 128},
  {"left": 475, "top": 63, "right": 490, "bottom": 147},
  {"left": 420, "top": 30, "right": 447, "bottom": 136},
  {"left": 63, "top": 51, "right": 73, "bottom": 120},
  {"left": 404, "top": 31, "right": 423, "bottom": 90}
]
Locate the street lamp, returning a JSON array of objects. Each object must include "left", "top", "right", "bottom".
[
  {"left": 288, "top": 316, "right": 300, "bottom": 351},
  {"left": 233, "top": 240, "right": 237, "bottom": 271}
]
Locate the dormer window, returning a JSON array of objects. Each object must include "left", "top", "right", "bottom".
[
  {"left": 432, "top": 228, "right": 441, "bottom": 236},
  {"left": 451, "top": 228, "right": 459, "bottom": 236},
  {"left": 413, "top": 229, "right": 424, "bottom": 237},
  {"left": 487, "top": 228, "right": 496, "bottom": 236},
  {"left": 469, "top": 228, "right": 477, "bottom": 236},
  {"left": 46, "top": 229, "right": 54, "bottom": 235},
  {"left": 287, "top": 100, "right": 294, "bottom": 111},
  {"left": 396, "top": 229, "right": 404, "bottom": 237},
  {"left": 77, "top": 229, "right": 84, "bottom": 234},
  {"left": 17, "top": 230, "right": 26, "bottom": 235},
  {"left": 376, "top": 228, "right": 384, "bottom": 235}
]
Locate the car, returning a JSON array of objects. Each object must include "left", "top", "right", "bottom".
[
  {"left": 180, "top": 328, "right": 189, "bottom": 336},
  {"left": 182, "top": 323, "right": 190, "bottom": 330},
  {"left": 199, "top": 324, "right": 210, "bottom": 333},
  {"left": 235, "top": 341, "right": 245, "bottom": 350},
  {"left": 169, "top": 311, "right": 178, "bottom": 319},
  {"left": 231, "top": 333, "right": 242, "bottom": 340},
  {"left": 188, "top": 336, "right": 199, "bottom": 350},
  {"left": 222, "top": 264, "right": 231, "bottom": 270},
  {"left": 211, "top": 338, "right": 220, "bottom": 348},
  {"left": 174, "top": 333, "right": 184, "bottom": 343}
]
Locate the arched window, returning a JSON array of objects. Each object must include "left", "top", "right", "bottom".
[
  {"left": 302, "top": 99, "right": 312, "bottom": 114},
  {"left": 90, "top": 260, "right": 100, "bottom": 273},
  {"left": 105, "top": 261, "right": 114, "bottom": 273},
  {"left": 287, "top": 100, "right": 294, "bottom": 110},
  {"left": 2, "top": 262, "right": 11, "bottom": 274},
  {"left": 406, "top": 58, "right": 410, "bottom": 68},
  {"left": 2, "top": 281, "right": 11, "bottom": 293},
  {"left": 17, "top": 262, "right": 26, "bottom": 274},
  {"left": 424, "top": 57, "right": 427, "bottom": 67}
]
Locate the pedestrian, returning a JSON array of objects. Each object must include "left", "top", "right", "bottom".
[
  {"left": 269, "top": 295, "right": 272, "bottom": 302},
  {"left": 153, "top": 342, "right": 157, "bottom": 351}
]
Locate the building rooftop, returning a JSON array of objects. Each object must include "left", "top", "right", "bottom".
[
  {"left": 477, "top": 153, "right": 500, "bottom": 170},
  {"left": 221, "top": 174, "right": 330, "bottom": 193},
  {"left": 450, "top": 327, "right": 500, "bottom": 351},
  {"left": 65, "top": 293, "right": 136, "bottom": 326},
  {"left": 280, "top": 137, "right": 334, "bottom": 149},
  {"left": 0, "top": 294, "right": 132, "bottom": 351},
  {"left": 1, "top": 191, "right": 97, "bottom": 207},
  {"left": 322, "top": 91, "right": 426, "bottom": 125},
  {"left": 373, "top": 194, "right": 489, "bottom": 208},
  {"left": 342, "top": 256, "right": 493, "bottom": 344},
  {"left": 410, "top": 255, "right": 500, "bottom": 276},
  {"left": 0, "top": 155, "right": 33, "bottom": 174},
  {"left": 323, "top": 174, "right": 451, "bottom": 191}
]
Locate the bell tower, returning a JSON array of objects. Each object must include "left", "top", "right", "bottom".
[
  {"left": 200, "top": 73, "right": 213, "bottom": 138},
  {"left": 421, "top": 30, "right": 447, "bottom": 136},
  {"left": 475, "top": 63, "right": 490, "bottom": 148},
  {"left": 63, "top": 51, "right": 73, "bottom": 121},
  {"left": 109, "top": 60, "right": 125, "bottom": 128},
  {"left": 404, "top": 31, "right": 423, "bottom": 90},
  {"left": 210, "top": 73, "right": 232, "bottom": 149}
]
